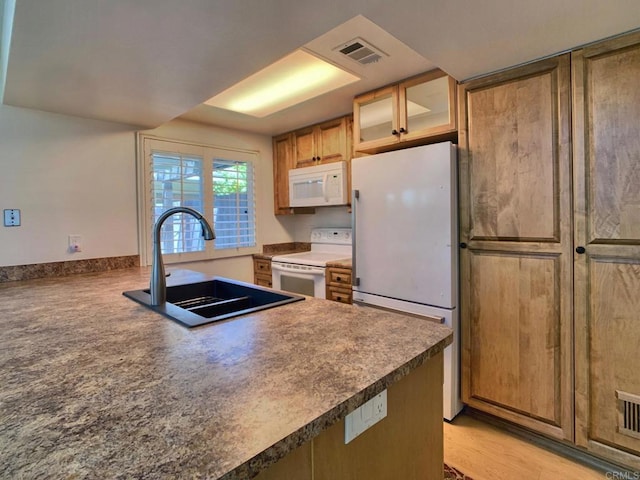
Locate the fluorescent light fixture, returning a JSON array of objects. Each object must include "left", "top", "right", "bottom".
[{"left": 205, "top": 49, "right": 360, "bottom": 117}]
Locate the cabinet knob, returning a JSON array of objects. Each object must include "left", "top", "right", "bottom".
[
  {"left": 391, "top": 129, "right": 399, "bottom": 135},
  {"left": 399, "top": 127, "right": 407, "bottom": 133},
  {"left": 575, "top": 246, "right": 586, "bottom": 254},
  {"left": 336, "top": 276, "right": 342, "bottom": 282},
  {"left": 460, "top": 242, "right": 468, "bottom": 249}
]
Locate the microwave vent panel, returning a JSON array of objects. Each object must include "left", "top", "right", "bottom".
[{"left": 337, "top": 38, "right": 387, "bottom": 65}]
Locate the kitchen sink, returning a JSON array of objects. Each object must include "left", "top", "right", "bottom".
[{"left": 123, "top": 277, "right": 304, "bottom": 328}]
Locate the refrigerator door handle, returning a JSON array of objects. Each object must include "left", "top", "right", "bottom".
[{"left": 351, "top": 189, "right": 360, "bottom": 287}]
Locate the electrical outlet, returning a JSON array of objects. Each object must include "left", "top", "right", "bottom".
[
  {"left": 68, "top": 235, "right": 83, "bottom": 253},
  {"left": 344, "top": 390, "right": 387, "bottom": 444}
]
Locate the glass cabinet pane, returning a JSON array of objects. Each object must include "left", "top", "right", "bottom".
[
  {"left": 405, "top": 75, "right": 450, "bottom": 133},
  {"left": 358, "top": 94, "right": 394, "bottom": 143}
]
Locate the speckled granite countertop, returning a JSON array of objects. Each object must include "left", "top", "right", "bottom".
[
  {"left": 0, "top": 267, "right": 452, "bottom": 479},
  {"left": 327, "top": 258, "right": 352, "bottom": 268},
  {"left": 252, "top": 242, "right": 311, "bottom": 260}
]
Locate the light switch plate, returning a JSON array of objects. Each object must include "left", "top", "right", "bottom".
[{"left": 4, "top": 209, "right": 21, "bottom": 227}]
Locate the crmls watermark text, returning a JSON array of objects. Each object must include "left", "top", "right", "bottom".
[{"left": 606, "top": 471, "right": 640, "bottom": 480}]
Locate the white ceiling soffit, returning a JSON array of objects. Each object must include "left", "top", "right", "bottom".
[
  {"left": 181, "top": 15, "right": 434, "bottom": 135},
  {"left": 375, "top": 0, "right": 640, "bottom": 81},
  {"left": 1, "top": 0, "right": 639, "bottom": 132}
]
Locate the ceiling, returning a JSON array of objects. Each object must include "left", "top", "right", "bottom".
[{"left": 1, "top": 0, "right": 639, "bottom": 135}]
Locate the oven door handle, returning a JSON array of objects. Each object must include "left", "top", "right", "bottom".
[{"left": 271, "top": 263, "right": 326, "bottom": 276}]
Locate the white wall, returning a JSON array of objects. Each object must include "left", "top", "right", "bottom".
[
  {"left": 0, "top": 107, "right": 298, "bottom": 283},
  {"left": 0, "top": 102, "right": 346, "bottom": 281},
  {"left": 291, "top": 206, "right": 352, "bottom": 241},
  {"left": 0, "top": 104, "right": 139, "bottom": 266}
]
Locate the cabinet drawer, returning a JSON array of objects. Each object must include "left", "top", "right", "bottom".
[
  {"left": 254, "top": 273, "right": 273, "bottom": 288},
  {"left": 253, "top": 258, "right": 272, "bottom": 275},
  {"left": 327, "top": 286, "right": 352, "bottom": 304},
  {"left": 327, "top": 268, "right": 352, "bottom": 286}
]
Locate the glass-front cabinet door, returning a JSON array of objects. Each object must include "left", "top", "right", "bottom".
[
  {"left": 399, "top": 70, "right": 456, "bottom": 143},
  {"left": 353, "top": 85, "right": 399, "bottom": 152},
  {"left": 353, "top": 69, "right": 457, "bottom": 153}
]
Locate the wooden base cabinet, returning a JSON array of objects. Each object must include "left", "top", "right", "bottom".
[
  {"left": 253, "top": 258, "right": 272, "bottom": 288},
  {"left": 255, "top": 352, "right": 444, "bottom": 480},
  {"left": 572, "top": 31, "right": 640, "bottom": 470},
  {"left": 460, "top": 31, "right": 640, "bottom": 470},
  {"left": 326, "top": 265, "right": 352, "bottom": 304}
]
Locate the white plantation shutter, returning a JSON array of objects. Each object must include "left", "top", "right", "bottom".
[
  {"left": 213, "top": 159, "right": 256, "bottom": 249},
  {"left": 151, "top": 151, "right": 205, "bottom": 254},
  {"left": 140, "top": 135, "right": 258, "bottom": 265}
]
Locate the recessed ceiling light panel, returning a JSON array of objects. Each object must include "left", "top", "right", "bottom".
[{"left": 205, "top": 49, "right": 360, "bottom": 118}]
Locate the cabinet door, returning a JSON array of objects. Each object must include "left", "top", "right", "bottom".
[
  {"left": 316, "top": 117, "right": 350, "bottom": 164},
  {"left": 353, "top": 85, "right": 399, "bottom": 152},
  {"left": 458, "top": 54, "right": 574, "bottom": 441},
  {"left": 573, "top": 31, "right": 640, "bottom": 469},
  {"left": 273, "top": 133, "right": 293, "bottom": 215},
  {"left": 399, "top": 70, "right": 457, "bottom": 143},
  {"left": 293, "top": 126, "right": 317, "bottom": 168}
]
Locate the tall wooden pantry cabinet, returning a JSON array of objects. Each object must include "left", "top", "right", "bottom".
[
  {"left": 572, "top": 31, "right": 640, "bottom": 470},
  {"left": 459, "top": 29, "right": 640, "bottom": 470},
  {"left": 458, "top": 54, "right": 574, "bottom": 442}
]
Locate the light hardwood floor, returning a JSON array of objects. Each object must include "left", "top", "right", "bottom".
[{"left": 444, "top": 414, "right": 613, "bottom": 479}]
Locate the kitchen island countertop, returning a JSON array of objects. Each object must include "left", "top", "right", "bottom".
[{"left": 0, "top": 267, "right": 451, "bottom": 479}]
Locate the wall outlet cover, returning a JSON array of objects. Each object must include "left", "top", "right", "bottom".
[{"left": 344, "top": 390, "right": 387, "bottom": 444}]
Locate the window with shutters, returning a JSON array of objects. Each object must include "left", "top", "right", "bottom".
[{"left": 138, "top": 135, "right": 257, "bottom": 264}]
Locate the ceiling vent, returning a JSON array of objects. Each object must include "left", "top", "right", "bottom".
[{"left": 336, "top": 38, "right": 387, "bottom": 65}]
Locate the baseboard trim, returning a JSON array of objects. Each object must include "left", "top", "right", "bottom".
[
  {"left": 466, "top": 407, "right": 636, "bottom": 475},
  {"left": 0, "top": 255, "right": 140, "bottom": 283}
]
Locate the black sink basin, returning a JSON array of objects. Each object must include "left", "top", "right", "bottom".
[{"left": 123, "top": 277, "right": 304, "bottom": 328}]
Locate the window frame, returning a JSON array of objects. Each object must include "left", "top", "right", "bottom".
[{"left": 137, "top": 134, "right": 260, "bottom": 266}]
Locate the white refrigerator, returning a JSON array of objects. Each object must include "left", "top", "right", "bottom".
[{"left": 351, "top": 141, "right": 463, "bottom": 420}]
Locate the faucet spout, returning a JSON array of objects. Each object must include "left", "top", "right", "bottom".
[{"left": 150, "top": 207, "right": 215, "bottom": 306}]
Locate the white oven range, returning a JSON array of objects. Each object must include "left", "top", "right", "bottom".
[{"left": 271, "top": 228, "right": 352, "bottom": 299}]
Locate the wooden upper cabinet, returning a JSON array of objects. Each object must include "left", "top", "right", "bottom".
[
  {"left": 458, "top": 54, "right": 574, "bottom": 442},
  {"left": 273, "top": 115, "right": 352, "bottom": 215},
  {"left": 353, "top": 69, "right": 457, "bottom": 154},
  {"left": 273, "top": 132, "right": 294, "bottom": 215},
  {"left": 353, "top": 84, "right": 398, "bottom": 152},
  {"left": 293, "top": 116, "right": 351, "bottom": 168},
  {"left": 572, "top": 30, "right": 640, "bottom": 470}
]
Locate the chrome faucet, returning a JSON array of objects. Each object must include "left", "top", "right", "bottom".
[{"left": 150, "top": 207, "right": 215, "bottom": 306}]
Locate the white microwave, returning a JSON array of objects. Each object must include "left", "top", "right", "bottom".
[{"left": 288, "top": 161, "right": 348, "bottom": 207}]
